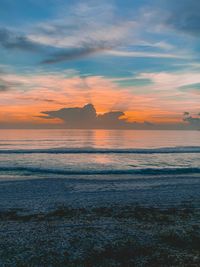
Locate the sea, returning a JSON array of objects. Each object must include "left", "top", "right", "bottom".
[
  {"left": 0, "top": 129, "right": 200, "bottom": 210},
  {"left": 0, "top": 129, "right": 199, "bottom": 179}
]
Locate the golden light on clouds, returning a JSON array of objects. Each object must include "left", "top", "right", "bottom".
[{"left": 0, "top": 72, "right": 199, "bottom": 126}]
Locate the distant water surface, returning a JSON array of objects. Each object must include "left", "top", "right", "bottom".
[{"left": 0, "top": 130, "right": 199, "bottom": 180}]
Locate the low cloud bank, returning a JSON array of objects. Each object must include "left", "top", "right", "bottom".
[
  {"left": 183, "top": 112, "right": 200, "bottom": 129},
  {"left": 41, "top": 103, "right": 154, "bottom": 129}
]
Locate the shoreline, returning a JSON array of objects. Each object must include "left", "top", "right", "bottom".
[{"left": 0, "top": 174, "right": 200, "bottom": 210}]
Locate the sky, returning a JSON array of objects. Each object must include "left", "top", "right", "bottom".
[{"left": 0, "top": 0, "right": 200, "bottom": 129}]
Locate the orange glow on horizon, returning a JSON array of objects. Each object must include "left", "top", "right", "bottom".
[
  {"left": 0, "top": 103, "right": 184, "bottom": 125},
  {"left": 0, "top": 74, "right": 198, "bottom": 126}
]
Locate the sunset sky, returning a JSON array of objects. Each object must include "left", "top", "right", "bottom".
[{"left": 0, "top": 0, "right": 200, "bottom": 128}]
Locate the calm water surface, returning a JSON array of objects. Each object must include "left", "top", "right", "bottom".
[{"left": 0, "top": 130, "right": 199, "bottom": 179}]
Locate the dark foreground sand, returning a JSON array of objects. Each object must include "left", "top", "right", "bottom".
[{"left": 0, "top": 174, "right": 200, "bottom": 266}]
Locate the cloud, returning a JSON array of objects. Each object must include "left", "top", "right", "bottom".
[
  {"left": 42, "top": 42, "right": 112, "bottom": 64},
  {"left": 138, "top": 71, "right": 200, "bottom": 91},
  {"left": 0, "top": 79, "right": 8, "bottom": 92},
  {"left": 17, "top": 96, "right": 66, "bottom": 105},
  {"left": 41, "top": 103, "right": 97, "bottom": 128},
  {"left": 26, "top": 1, "right": 138, "bottom": 63},
  {"left": 0, "top": 70, "right": 199, "bottom": 127},
  {"left": 1, "top": 20, "right": 132, "bottom": 65},
  {"left": 106, "top": 50, "right": 185, "bottom": 59},
  {"left": 179, "top": 83, "right": 200, "bottom": 95},
  {"left": 0, "top": 78, "right": 22, "bottom": 92},
  {"left": 152, "top": 0, "right": 200, "bottom": 36},
  {"left": 2, "top": 1, "right": 191, "bottom": 65},
  {"left": 0, "top": 28, "right": 45, "bottom": 52},
  {"left": 29, "top": 1, "right": 134, "bottom": 48},
  {"left": 183, "top": 112, "right": 200, "bottom": 129},
  {"left": 41, "top": 103, "right": 200, "bottom": 130},
  {"left": 41, "top": 103, "right": 155, "bottom": 129}
]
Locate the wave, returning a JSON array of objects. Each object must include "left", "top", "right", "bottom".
[
  {"left": 0, "top": 166, "right": 200, "bottom": 176},
  {"left": 0, "top": 146, "right": 200, "bottom": 154}
]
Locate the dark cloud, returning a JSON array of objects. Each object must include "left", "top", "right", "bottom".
[
  {"left": 0, "top": 78, "right": 21, "bottom": 92},
  {"left": 18, "top": 96, "right": 66, "bottom": 105},
  {"left": 41, "top": 42, "right": 112, "bottom": 64},
  {"left": 0, "top": 84, "right": 7, "bottom": 91},
  {"left": 179, "top": 83, "right": 200, "bottom": 95},
  {"left": 41, "top": 104, "right": 97, "bottom": 128},
  {"left": 0, "top": 26, "right": 115, "bottom": 64},
  {"left": 0, "top": 28, "right": 45, "bottom": 52},
  {"left": 41, "top": 104, "right": 200, "bottom": 130},
  {"left": 36, "top": 23, "right": 77, "bottom": 36},
  {"left": 160, "top": 0, "right": 200, "bottom": 36},
  {"left": 41, "top": 103, "right": 155, "bottom": 129},
  {"left": 183, "top": 112, "right": 200, "bottom": 129}
]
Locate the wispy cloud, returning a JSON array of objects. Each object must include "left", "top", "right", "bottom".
[
  {"left": 0, "top": 69, "right": 200, "bottom": 125},
  {"left": 179, "top": 83, "right": 200, "bottom": 95},
  {"left": 161, "top": 0, "right": 200, "bottom": 36},
  {"left": 29, "top": 1, "right": 134, "bottom": 48},
  {"left": 41, "top": 42, "right": 113, "bottom": 64},
  {"left": 0, "top": 28, "right": 45, "bottom": 52},
  {"left": 106, "top": 50, "right": 186, "bottom": 59},
  {"left": 0, "top": 78, "right": 22, "bottom": 92},
  {"left": 24, "top": 2, "right": 138, "bottom": 63},
  {"left": 1, "top": 0, "right": 195, "bottom": 65}
]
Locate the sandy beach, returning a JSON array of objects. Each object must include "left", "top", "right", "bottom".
[{"left": 1, "top": 173, "right": 200, "bottom": 266}]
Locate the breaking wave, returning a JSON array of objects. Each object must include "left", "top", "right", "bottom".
[
  {"left": 0, "top": 166, "right": 200, "bottom": 176},
  {"left": 0, "top": 146, "right": 200, "bottom": 154}
]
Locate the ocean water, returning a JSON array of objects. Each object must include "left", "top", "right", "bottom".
[{"left": 0, "top": 129, "right": 199, "bottom": 180}]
